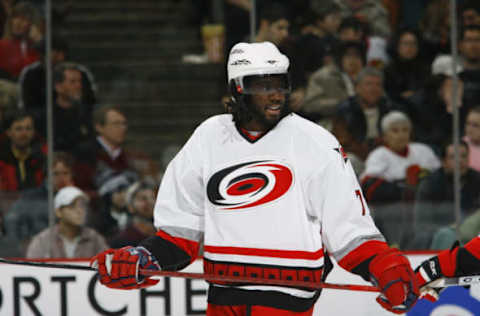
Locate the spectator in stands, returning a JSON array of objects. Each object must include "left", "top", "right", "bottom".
[
  {"left": 18, "top": 37, "right": 97, "bottom": 130},
  {"left": 0, "top": 109, "right": 45, "bottom": 192},
  {"left": 224, "top": 0, "right": 252, "bottom": 52},
  {"left": 74, "top": 105, "right": 159, "bottom": 193},
  {"left": 0, "top": 1, "right": 39, "bottom": 80},
  {"left": 338, "top": 16, "right": 367, "bottom": 43},
  {"left": 459, "top": 25, "right": 480, "bottom": 111},
  {"left": 411, "top": 140, "right": 480, "bottom": 249},
  {"left": 410, "top": 73, "right": 465, "bottom": 152},
  {"left": 336, "top": 67, "right": 399, "bottom": 148},
  {"left": 463, "top": 106, "right": 480, "bottom": 172},
  {"left": 360, "top": 111, "right": 441, "bottom": 247},
  {"left": 459, "top": 0, "right": 480, "bottom": 26},
  {"left": 4, "top": 151, "right": 75, "bottom": 255},
  {"left": 0, "top": 78, "right": 18, "bottom": 133},
  {"left": 336, "top": 15, "right": 389, "bottom": 70},
  {"left": 429, "top": 208, "right": 480, "bottom": 249},
  {"left": 361, "top": 111, "right": 441, "bottom": 203},
  {"left": 26, "top": 186, "right": 107, "bottom": 258},
  {"left": 50, "top": 62, "right": 93, "bottom": 152},
  {"left": 28, "top": 7, "right": 44, "bottom": 45},
  {"left": 254, "top": 3, "right": 289, "bottom": 47},
  {"left": 334, "top": 0, "right": 391, "bottom": 38},
  {"left": 224, "top": 1, "right": 309, "bottom": 52},
  {"left": 429, "top": 205, "right": 480, "bottom": 250},
  {"left": 291, "top": 3, "right": 342, "bottom": 88},
  {"left": 109, "top": 180, "right": 156, "bottom": 248},
  {"left": 0, "top": 212, "right": 22, "bottom": 257},
  {"left": 302, "top": 41, "right": 366, "bottom": 127},
  {"left": 74, "top": 106, "right": 130, "bottom": 191},
  {"left": 0, "top": 0, "right": 13, "bottom": 37},
  {"left": 92, "top": 169, "right": 138, "bottom": 241},
  {"left": 419, "top": 0, "right": 451, "bottom": 57},
  {"left": 384, "top": 28, "right": 430, "bottom": 104}
]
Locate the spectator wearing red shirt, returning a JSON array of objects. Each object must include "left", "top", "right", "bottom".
[
  {"left": 0, "top": 109, "right": 46, "bottom": 192},
  {"left": 0, "top": 2, "right": 39, "bottom": 80},
  {"left": 0, "top": 109, "right": 46, "bottom": 212}
]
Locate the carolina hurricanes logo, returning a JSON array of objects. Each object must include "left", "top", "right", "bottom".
[{"left": 207, "top": 160, "right": 293, "bottom": 210}]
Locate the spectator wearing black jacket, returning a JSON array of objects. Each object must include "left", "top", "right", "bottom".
[
  {"left": 411, "top": 140, "right": 480, "bottom": 249},
  {"left": 109, "top": 180, "right": 156, "bottom": 248},
  {"left": 18, "top": 36, "right": 97, "bottom": 132},
  {"left": 336, "top": 67, "right": 402, "bottom": 149},
  {"left": 409, "top": 73, "right": 466, "bottom": 153},
  {"left": 384, "top": 28, "right": 430, "bottom": 104},
  {"left": 48, "top": 63, "right": 94, "bottom": 153}
]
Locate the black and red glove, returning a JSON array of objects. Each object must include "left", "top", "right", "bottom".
[
  {"left": 369, "top": 248, "right": 419, "bottom": 314},
  {"left": 415, "top": 238, "right": 480, "bottom": 301},
  {"left": 90, "top": 246, "right": 161, "bottom": 290}
]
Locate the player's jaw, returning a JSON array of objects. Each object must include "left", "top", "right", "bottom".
[{"left": 250, "top": 93, "right": 286, "bottom": 129}]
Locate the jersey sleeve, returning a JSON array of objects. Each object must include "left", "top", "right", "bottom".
[
  {"left": 307, "top": 149, "right": 389, "bottom": 280},
  {"left": 139, "top": 128, "right": 205, "bottom": 271}
]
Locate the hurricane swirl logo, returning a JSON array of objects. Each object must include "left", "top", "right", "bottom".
[{"left": 207, "top": 160, "right": 293, "bottom": 210}]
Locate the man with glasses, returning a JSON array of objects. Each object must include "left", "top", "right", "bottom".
[{"left": 74, "top": 106, "right": 158, "bottom": 196}]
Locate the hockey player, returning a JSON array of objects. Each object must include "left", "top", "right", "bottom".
[
  {"left": 415, "top": 234, "right": 480, "bottom": 301},
  {"left": 91, "top": 42, "right": 418, "bottom": 315}
]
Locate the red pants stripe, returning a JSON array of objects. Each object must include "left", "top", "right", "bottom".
[{"left": 206, "top": 304, "right": 314, "bottom": 316}]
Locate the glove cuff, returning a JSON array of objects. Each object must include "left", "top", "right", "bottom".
[
  {"left": 369, "top": 248, "right": 408, "bottom": 287},
  {"left": 416, "top": 256, "right": 442, "bottom": 286}
]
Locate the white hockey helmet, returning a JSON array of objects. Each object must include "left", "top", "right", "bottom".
[{"left": 227, "top": 42, "right": 290, "bottom": 95}]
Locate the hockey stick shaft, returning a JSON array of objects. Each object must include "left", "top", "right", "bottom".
[
  {"left": 0, "top": 257, "right": 377, "bottom": 292},
  {"left": 2, "top": 258, "right": 478, "bottom": 291},
  {"left": 0, "top": 257, "right": 96, "bottom": 271}
]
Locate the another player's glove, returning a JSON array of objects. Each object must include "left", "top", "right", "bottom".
[
  {"left": 415, "top": 239, "right": 480, "bottom": 302},
  {"left": 369, "top": 248, "right": 419, "bottom": 314},
  {"left": 90, "top": 246, "right": 161, "bottom": 290}
]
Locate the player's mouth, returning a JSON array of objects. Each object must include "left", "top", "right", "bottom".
[{"left": 265, "top": 104, "right": 282, "bottom": 115}]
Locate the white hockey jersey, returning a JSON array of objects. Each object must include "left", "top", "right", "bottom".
[
  {"left": 152, "top": 113, "right": 385, "bottom": 304},
  {"left": 361, "top": 143, "right": 441, "bottom": 182}
]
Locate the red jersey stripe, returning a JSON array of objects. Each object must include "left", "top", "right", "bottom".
[
  {"left": 338, "top": 240, "right": 389, "bottom": 272},
  {"left": 204, "top": 245, "right": 324, "bottom": 260}
]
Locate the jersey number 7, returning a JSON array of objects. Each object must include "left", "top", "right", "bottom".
[{"left": 355, "top": 190, "right": 366, "bottom": 216}]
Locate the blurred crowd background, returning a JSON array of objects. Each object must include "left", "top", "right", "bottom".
[{"left": 0, "top": 0, "right": 479, "bottom": 258}]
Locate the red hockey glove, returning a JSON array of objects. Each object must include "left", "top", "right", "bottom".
[
  {"left": 90, "top": 246, "right": 161, "bottom": 290},
  {"left": 369, "top": 248, "right": 419, "bottom": 314}
]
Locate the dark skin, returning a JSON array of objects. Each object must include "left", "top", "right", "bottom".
[{"left": 242, "top": 76, "right": 288, "bottom": 132}]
